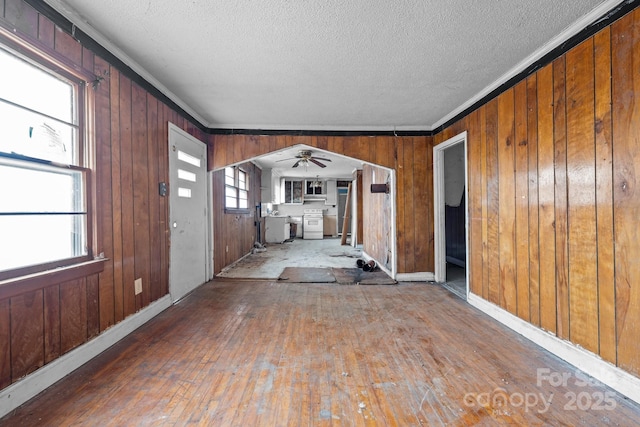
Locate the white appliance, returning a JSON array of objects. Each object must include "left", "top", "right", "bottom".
[
  {"left": 265, "top": 216, "right": 290, "bottom": 243},
  {"left": 303, "top": 209, "right": 323, "bottom": 240}
]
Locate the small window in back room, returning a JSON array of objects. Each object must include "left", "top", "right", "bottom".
[{"left": 224, "top": 166, "right": 249, "bottom": 210}]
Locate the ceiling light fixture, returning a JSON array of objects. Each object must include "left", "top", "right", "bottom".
[{"left": 311, "top": 175, "right": 322, "bottom": 188}]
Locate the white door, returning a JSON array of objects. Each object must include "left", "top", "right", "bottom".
[{"left": 168, "top": 123, "right": 208, "bottom": 302}]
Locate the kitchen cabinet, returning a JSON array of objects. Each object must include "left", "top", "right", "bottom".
[
  {"left": 282, "top": 179, "right": 303, "bottom": 204},
  {"left": 324, "top": 179, "right": 337, "bottom": 205},
  {"left": 265, "top": 216, "right": 290, "bottom": 243}
]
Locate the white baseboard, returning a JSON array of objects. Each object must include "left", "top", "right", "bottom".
[
  {"left": 468, "top": 293, "right": 640, "bottom": 406},
  {"left": 0, "top": 295, "right": 172, "bottom": 418},
  {"left": 395, "top": 272, "right": 435, "bottom": 282}
]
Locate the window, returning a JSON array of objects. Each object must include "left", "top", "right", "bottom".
[
  {"left": 225, "top": 166, "right": 249, "bottom": 210},
  {"left": 0, "top": 43, "right": 91, "bottom": 278}
]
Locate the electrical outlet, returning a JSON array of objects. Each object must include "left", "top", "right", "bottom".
[
  {"left": 134, "top": 278, "right": 142, "bottom": 295},
  {"left": 226, "top": 245, "right": 229, "bottom": 253}
]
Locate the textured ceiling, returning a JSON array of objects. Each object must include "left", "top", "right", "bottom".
[{"left": 46, "top": 0, "right": 615, "bottom": 130}]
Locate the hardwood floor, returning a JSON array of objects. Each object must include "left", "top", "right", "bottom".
[{"left": 3, "top": 280, "right": 639, "bottom": 426}]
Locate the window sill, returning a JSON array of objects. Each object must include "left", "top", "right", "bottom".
[{"left": 0, "top": 258, "right": 107, "bottom": 300}]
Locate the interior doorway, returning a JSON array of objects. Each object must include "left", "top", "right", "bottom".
[{"left": 433, "top": 132, "right": 468, "bottom": 299}]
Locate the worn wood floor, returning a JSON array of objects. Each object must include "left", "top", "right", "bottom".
[{"left": 3, "top": 280, "right": 639, "bottom": 426}]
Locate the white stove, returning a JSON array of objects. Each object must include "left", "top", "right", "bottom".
[{"left": 303, "top": 209, "right": 323, "bottom": 240}]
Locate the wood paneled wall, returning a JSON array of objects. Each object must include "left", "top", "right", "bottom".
[
  {"left": 434, "top": 9, "right": 640, "bottom": 377},
  {"left": 212, "top": 162, "right": 262, "bottom": 274},
  {"left": 362, "top": 164, "right": 393, "bottom": 271},
  {"left": 0, "top": 0, "right": 206, "bottom": 389},
  {"left": 210, "top": 135, "right": 433, "bottom": 275}
]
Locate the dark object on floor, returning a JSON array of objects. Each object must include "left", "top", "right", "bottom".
[
  {"left": 278, "top": 267, "right": 396, "bottom": 285},
  {"left": 362, "top": 260, "right": 377, "bottom": 272},
  {"left": 356, "top": 259, "right": 366, "bottom": 268}
]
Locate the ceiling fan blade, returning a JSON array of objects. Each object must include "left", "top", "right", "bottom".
[
  {"left": 309, "top": 158, "right": 327, "bottom": 168},
  {"left": 276, "top": 157, "right": 297, "bottom": 162},
  {"left": 292, "top": 160, "right": 301, "bottom": 168},
  {"left": 311, "top": 157, "right": 332, "bottom": 162}
]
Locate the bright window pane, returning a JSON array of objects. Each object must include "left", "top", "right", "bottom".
[
  {"left": 0, "top": 98, "right": 77, "bottom": 165},
  {"left": 178, "top": 187, "right": 192, "bottom": 198},
  {"left": 0, "top": 214, "right": 87, "bottom": 271},
  {"left": 0, "top": 158, "right": 84, "bottom": 213},
  {"left": 238, "top": 170, "right": 247, "bottom": 190},
  {"left": 0, "top": 48, "right": 74, "bottom": 123},
  {"left": 178, "top": 168, "right": 196, "bottom": 182},
  {"left": 177, "top": 150, "right": 200, "bottom": 168},
  {"left": 225, "top": 196, "right": 237, "bottom": 208}
]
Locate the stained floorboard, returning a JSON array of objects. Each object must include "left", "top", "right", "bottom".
[{"left": 2, "top": 280, "right": 639, "bottom": 426}]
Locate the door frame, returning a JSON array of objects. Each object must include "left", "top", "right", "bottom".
[
  {"left": 433, "top": 131, "right": 468, "bottom": 292},
  {"left": 167, "top": 122, "right": 212, "bottom": 302}
]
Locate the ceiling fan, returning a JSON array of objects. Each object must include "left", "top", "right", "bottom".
[{"left": 276, "top": 150, "right": 332, "bottom": 168}]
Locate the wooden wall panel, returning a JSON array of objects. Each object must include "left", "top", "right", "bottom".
[
  {"left": 0, "top": 299, "right": 9, "bottom": 389},
  {"left": 566, "top": 39, "right": 598, "bottom": 354},
  {"left": 433, "top": 7, "right": 640, "bottom": 378},
  {"left": 485, "top": 99, "right": 500, "bottom": 305},
  {"left": 43, "top": 285, "right": 61, "bottom": 363},
  {"left": 594, "top": 27, "right": 616, "bottom": 364},
  {"left": 497, "top": 89, "right": 516, "bottom": 314},
  {"left": 60, "top": 279, "right": 87, "bottom": 354},
  {"left": 514, "top": 80, "right": 530, "bottom": 321},
  {"left": 132, "top": 83, "right": 151, "bottom": 311},
  {"left": 10, "top": 291, "right": 44, "bottom": 379},
  {"left": 612, "top": 9, "right": 640, "bottom": 376},
  {"left": 526, "top": 75, "right": 540, "bottom": 327},
  {"left": 536, "top": 64, "right": 557, "bottom": 334},
  {"left": 95, "top": 57, "right": 116, "bottom": 331},
  {"left": 553, "top": 56, "right": 570, "bottom": 340}
]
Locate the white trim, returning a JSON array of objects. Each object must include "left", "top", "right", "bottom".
[
  {"left": 396, "top": 272, "right": 435, "bottom": 282},
  {"left": 431, "top": 0, "right": 624, "bottom": 130},
  {"left": 433, "top": 132, "right": 469, "bottom": 294},
  {"left": 468, "top": 293, "right": 640, "bottom": 406},
  {"left": 0, "top": 295, "right": 172, "bottom": 418}
]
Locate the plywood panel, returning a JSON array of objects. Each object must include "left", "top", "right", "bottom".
[
  {"left": 132, "top": 83, "right": 151, "bottom": 310},
  {"left": 94, "top": 57, "right": 115, "bottom": 332},
  {"left": 594, "top": 27, "right": 616, "bottom": 364},
  {"left": 514, "top": 80, "right": 530, "bottom": 321},
  {"left": 412, "top": 137, "right": 429, "bottom": 272},
  {"left": 110, "top": 69, "right": 124, "bottom": 324},
  {"left": 11, "top": 291, "right": 44, "bottom": 379},
  {"left": 54, "top": 26, "right": 82, "bottom": 66},
  {"left": 566, "top": 38, "right": 598, "bottom": 354},
  {"left": 479, "top": 106, "right": 489, "bottom": 300},
  {"left": 4, "top": 0, "right": 37, "bottom": 38},
  {"left": 0, "top": 299, "right": 11, "bottom": 389},
  {"left": 497, "top": 90, "right": 516, "bottom": 314},
  {"left": 60, "top": 279, "right": 88, "bottom": 354},
  {"left": 43, "top": 285, "right": 60, "bottom": 363},
  {"left": 37, "top": 13, "right": 55, "bottom": 49},
  {"left": 86, "top": 274, "right": 100, "bottom": 339},
  {"left": 485, "top": 99, "right": 500, "bottom": 304},
  {"left": 537, "top": 63, "right": 557, "bottom": 334},
  {"left": 553, "top": 56, "right": 569, "bottom": 340},
  {"left": 119, "top": 76, "right": 136, "bottom": 318},
  {"left": 526, "top": 75, "right": 541, "bottom": 327},
  {"left": 147, "top": 94, "right": 163, "bottom": 303},
  {"left": 467, "top": 109, "right": 483, "bottom": 296},
  {"left": 612, "top": 10, "right": 640, "bottom": 376}
]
